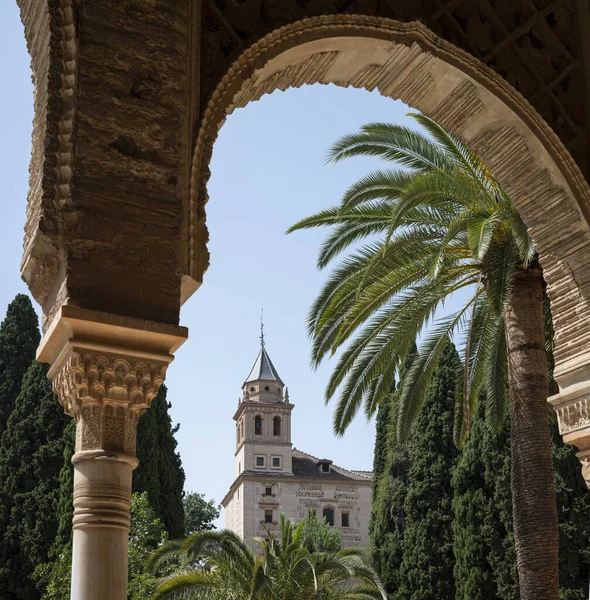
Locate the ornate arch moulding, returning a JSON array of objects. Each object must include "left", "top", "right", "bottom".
[
  {"left": 38, "top": 305, "right": 187, "bottom": 462},
  {"left": 17, "top": 0, "right": 78, "bottom": 315},
  {"left": 190, "top": 15, "right": 590, "bottom": 479}
]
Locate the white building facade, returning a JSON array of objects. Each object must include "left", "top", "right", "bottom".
[{"left": 222, "top": 342, "right": 373, "bottom": 549}]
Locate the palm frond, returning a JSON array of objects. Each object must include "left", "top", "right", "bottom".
[
  {"left": 396, "top": 302, "right": 474, "bottom": 441},
  {"left": 153, "top": 569, "right": 218, "bottom": 600},
  {"left": 327, "top": 123, "right": 453, "bottom": 173}
]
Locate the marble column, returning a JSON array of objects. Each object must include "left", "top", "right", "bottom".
[{"left": 38, "top": 306, "right": 187, "bottom": 600}]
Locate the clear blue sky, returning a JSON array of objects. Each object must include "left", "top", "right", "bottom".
[{"left": 1, "top": 4, "right": 464, "bottom": 521}]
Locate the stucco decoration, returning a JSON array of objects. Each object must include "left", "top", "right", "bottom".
[
  {"left": 53, "top": 350, "right": 167, "bottom": 455},
  {"left": 17, "top": 0, "right": 77, "bottom": 317},
  {"left": 190, "top": 14, "right": 590, "bottom": 400}
]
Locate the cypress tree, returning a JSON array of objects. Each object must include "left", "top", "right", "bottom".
[
  {"left": 133, "top": 385, "right": 185, "bottom": 538},
  {"left": 452, "top": 400, "right": 519, "bottom": 600},
  {"left": 369, "top": 351, "right": 413, "bottom": 596},
  {"left": 0, "top": 361, "right": 69, "bottom": 599},
  {"left": 452, "top": 400, "right": 497, "bottom": 600},
  {"left": 370, "top": 386, "right": 393, "bottom": 501},
  {"left": 52, "top": 421, "right": 76, "bottom": 555},
  {"left": 397, "top": 342, "right": 459, "bottom": 600},
  {"left": 552, "top": 421, "right": 590, "bottom": 599},
  {"left": 0, "top": 294, "right": 40, "bottom": 437},
  {"left": 134, "top": 395, "right": 161, "bottom": 514},
  {"left": 371, "top": 436, "right": 410, "bottom": 596},
  {"left": 453, "top": 408, "right": 590, "bottom": 600},
  {"left": 484, "top": 411, "right": 519, "bottom": 600}
]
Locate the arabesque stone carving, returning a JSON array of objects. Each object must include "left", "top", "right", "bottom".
[
  {"left": 52, "top": 349, "right": 168, "bottom": 455},
  {"left": 555, "top": 396, "right": 590, "bottom": 435}
]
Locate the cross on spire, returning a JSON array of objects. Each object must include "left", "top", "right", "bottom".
[{"left": 260, "top": 306, "right": 265, "bottom": 348}]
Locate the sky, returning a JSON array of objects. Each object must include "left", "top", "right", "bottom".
[{"left": 0, "top": 4, "right": 464, "bottom": 523}]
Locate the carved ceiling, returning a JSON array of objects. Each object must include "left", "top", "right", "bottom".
[{"left": 200, "top": 0, "right": 587, "bottom": 177}]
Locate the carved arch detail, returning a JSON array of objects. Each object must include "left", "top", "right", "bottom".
[{"left": 190, "top": 14, "right": 590, "bottom": 383}]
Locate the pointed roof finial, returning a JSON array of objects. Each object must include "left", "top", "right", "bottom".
[{"left": 260, "top": 306, "right": 265, "bottom": 348}]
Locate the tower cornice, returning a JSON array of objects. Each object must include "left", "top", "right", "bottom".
[{"left": 233, "top": 401, "right": 294, "bottom": 421}]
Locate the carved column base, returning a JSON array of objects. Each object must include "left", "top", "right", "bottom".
[
  {"left": 549, "top": 357, "right": 590, "bottom": 487},
  {"left": 38, "top": 306, "right": 187, "bottom": 600}
]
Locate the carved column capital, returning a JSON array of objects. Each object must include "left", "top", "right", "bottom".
[
  {"left": 549, "top": 359, "right": 590, "bottom": 487},
  {"left": 38, "top": 305, "right": 188, "bottom": 462},
  {"left": 53, "top": 349, "right": 168, "bottom": 458}
]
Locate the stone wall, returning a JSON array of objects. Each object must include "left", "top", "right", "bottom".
[{"left": 229, "top": 476, "right": 372, "bottom": 550}]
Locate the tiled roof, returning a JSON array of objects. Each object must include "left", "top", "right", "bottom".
[
  {"left": 244, "top": 346, "right": 284, "bottom": 385},
  {"left": 292, "top": 448, "right": 372, "bottom": 481}
]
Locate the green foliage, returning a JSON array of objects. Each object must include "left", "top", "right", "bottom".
[
  {"left": 183, "top": 492, "right": 220, "bottom": 535},
  {"left": 397, "top": 343, "right": 459, "bottom": 600},
  {"left": 51, "top": 421, "right": 76, "bottom": 555},
  {"left": 370, "top": 444, "right": 409, "bottom": 596},
  {"left": 32, "top": 423, "right": 76, "bottom": 600},
  {"left": 0, "top": 361, "right": 69, "bottom": 599},
  {"left": 149, "top": 514, "right": 385, "bottom": 600},
  {"left": 369, "top": 352, "right": 415, "bottom": 597},
  {"left": 298, "top": 511, "right": 342, "bottom": 553},
  {"left": 452, "top": 400, "right": 518, "bottom": 600},
  {"left": 128, "top": 492, "right": 169, "bottom": 599},
  {"left": 0, "top": 295, "right": 40, "bottom": 437},
  {"left": 452, "top": 404, "right": 590, "bottom": 600},
  {"left": 33, "top": 546, "right": 71, "bottom": 600},
  {"left": 371, "top": 383, "right": 394, "bottom": 495},
  {"left": 134, "top": 385, "right": 186, "bottom": 538},
  {"left": 552, "top": 422, "right": 590, "bottom": 599}
]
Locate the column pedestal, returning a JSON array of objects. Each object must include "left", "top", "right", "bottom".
[{"left": 38, "top": 306, "right": 187, "bottom": 600}]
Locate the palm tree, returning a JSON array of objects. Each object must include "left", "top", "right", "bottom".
[
  {"left": 288, "top": 114, "right": 559, "bottom": 600},
  {"left": 148, "top": 514, "right": 386, "bottom": 600}
]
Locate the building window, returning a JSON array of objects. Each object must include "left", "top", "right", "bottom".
[
  {"left": 323, "top": 507, "right": 334, "bottom": 527},
  {"left": 341, "top": 512, "right": 349, "bottom": 528},
  {"left": 255, "top": 415, "right": 262, "bottom": 435},
  {"left": 264, "top": 510, "right": 273, "bottom": 523},
  {"left": 237, "top": 488, "right": 240, "bottom": 500},
  {"left": 273, "top": 416, "right": 281, "bottom": 436},
  {"left": 321, "top": 463, "right": 330, "bottom": 473},
  {"left": 256, "top": 456, "right": 265, "bottom": 467},
  {"left": 272, "top": 457, "right": 281, "bottom": 468},
  {"left": 265, "top": 486, "right": 272, "bottom": 496}
]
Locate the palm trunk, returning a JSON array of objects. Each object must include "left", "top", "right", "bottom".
[{"left": 504, "top": 266, "right": 559, "bottom": 600}]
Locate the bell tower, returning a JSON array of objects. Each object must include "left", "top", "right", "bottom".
[{"left": 233, "top": 333, "right": 294, "bottom": 478}]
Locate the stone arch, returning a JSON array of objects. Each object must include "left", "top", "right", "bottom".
[
  {"left": 190, "top": 14, "right": 590, "bottom": 402},
  {"left": 273, "top": 415, "right": 281, "bottom": 437},
  {"left": 322, "top": 505, "right": 335, "bottom": 526},
  {"left": 254, "top": 414, "right": 263, "bottom": 436}
]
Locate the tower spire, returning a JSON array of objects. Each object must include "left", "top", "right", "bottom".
[{"left": 260, "top": 306, "right": 265, "bottom": 348}]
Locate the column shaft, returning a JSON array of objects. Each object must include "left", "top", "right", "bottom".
[{"left": 70, "top": 457, "right": 133, "bottom": 600}]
